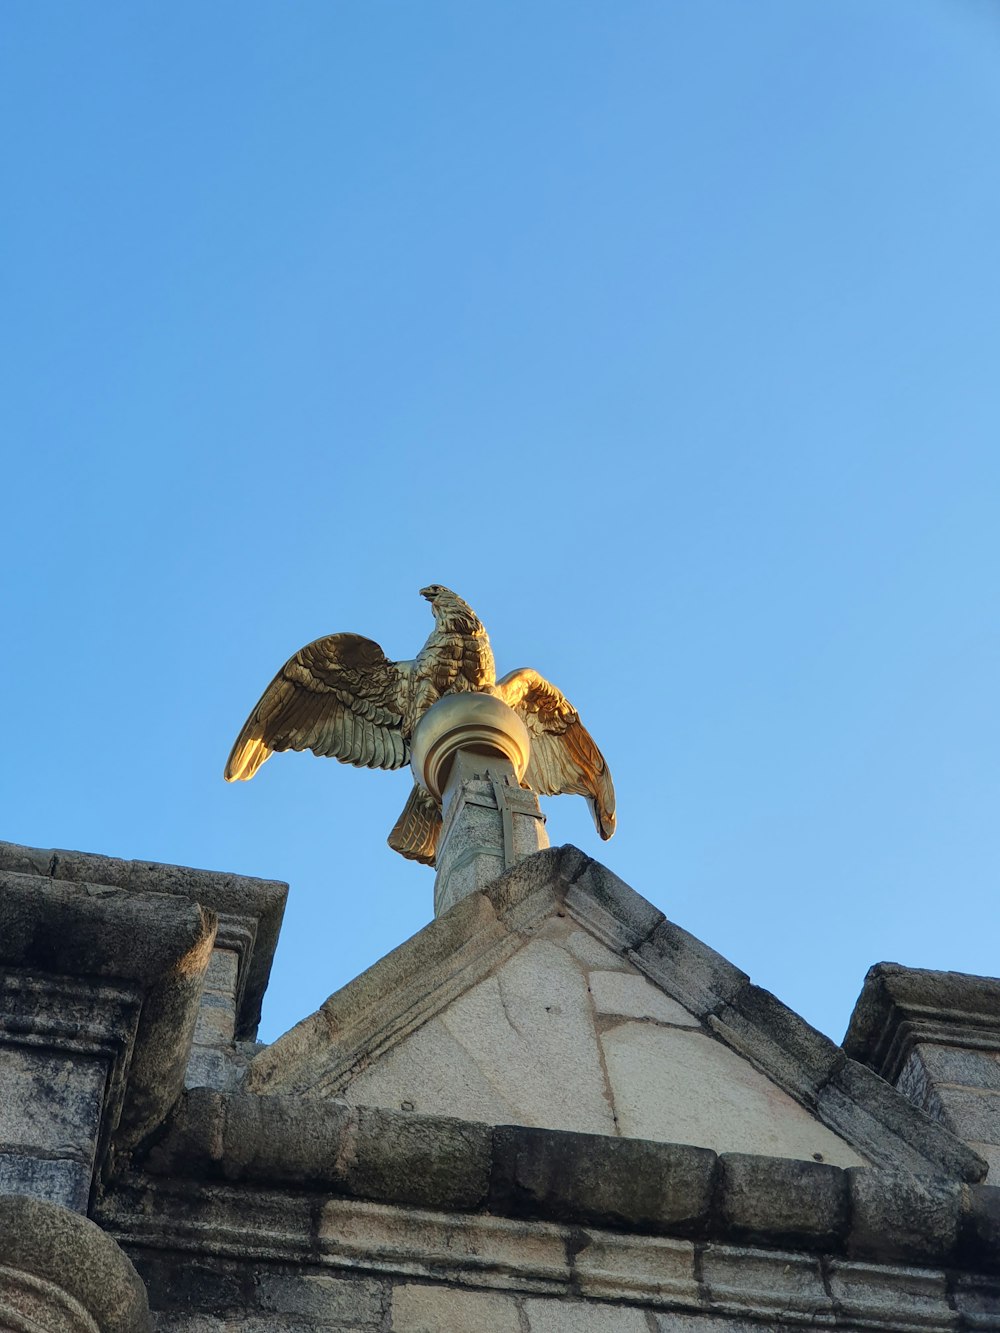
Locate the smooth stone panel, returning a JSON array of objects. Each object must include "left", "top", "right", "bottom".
[
  {"left": 601, "top": 1022, "right": 865, "bottom": 1164},
  {"left": 392, "top": 1282, "right": 522, "bottom": 1332},
  {"left": 588, "top": 971, "right": 699, "bottom": 1025},
  {"left": 440, "top": 938, "right": 616, "bottom": 1135},
  {"left": 344, "top": 1016, "right": 521, "bottom": 1123}
]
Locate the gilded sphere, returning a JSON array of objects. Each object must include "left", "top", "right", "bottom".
[{"left": 410, "top": 692, "right": 532, "bottom": 801}]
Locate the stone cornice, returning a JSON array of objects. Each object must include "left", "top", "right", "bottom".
[
  {"left": 137, "top": 1087, "right": 1000, "bottom": 1277},
  {"left": 845, "top": 962, "right": 1000, "bottom": 1085},
  {"left": 0, "top": 868, "right": 216, "bottom": 1165},
  {"left": 0, "top": 840, "right": 287, "bottom": 1039}
]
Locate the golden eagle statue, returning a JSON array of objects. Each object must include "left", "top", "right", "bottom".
[{"left": 224, "top": 585, "right": 616, "bottom": 866}]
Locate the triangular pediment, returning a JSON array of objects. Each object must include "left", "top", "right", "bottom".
[{"left": 248, "top": 847, "right": 984, "bottom": 1181}]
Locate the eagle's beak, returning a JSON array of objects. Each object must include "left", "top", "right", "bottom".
[{"left": 419, "top": 587, "right": 437, "bottom": 602}]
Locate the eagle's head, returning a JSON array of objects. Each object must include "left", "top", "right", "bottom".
[{"left": 419, "top": 585, "right": 482, "bottom": 632}]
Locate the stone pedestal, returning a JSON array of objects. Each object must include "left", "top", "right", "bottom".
[
  {"left": 434, "top": 753, "right": 549, "bottom": 916},
  {"left": 408, "top": 694, "right": 550, "bottom": 917}
]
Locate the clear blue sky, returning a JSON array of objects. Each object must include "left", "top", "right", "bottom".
[{"left": 3, "top": 2, "right": 998, "bottom": 1046}]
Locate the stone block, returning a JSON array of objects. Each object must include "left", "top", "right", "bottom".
[
  {"left": 718, "top": 1152, "right": 847, "bottom": 1249},
  {"left": 0, "top": 1151, "right": 92, "bottom": 1211},
  {"left": 914, "top": 1043, "right": 1000, "bottom": 1093},
  {"left": 588, "top": 970, "right": 698, "bottom": 1025},
  {"left": 600, "top": 1022, "right": 862, "bottom": 1165},
  {"left": 934, "top": 1085, "right": 1000, "bottom": 1143},
  {"left": 437, "top": 937, "right": 617, "bottom": 1136},
  {"left": 257, "top": 1271, "right": 386, "bottom": 1326},
  {"left": 818, "top": 1058, "right": 988, "bottom": 1182},
  {"left": 391, "top": 1282, "right": 522, "bottom": 1332},
  {"left": 343, "top": 1015, "right": 520, "bottom": 1123},
  {"left": 523, "top": 1298, "right": 651, "bottom": 1332},
  {"left": 193, "top": 996, "right": 237, "bottom": 1047},
  {"left": 970, "top": 1140, "right": 1000, "bottom": 1181},
  {"left": 649, "top": 1318, "right": 762, "bottom": 1333},
  {"left": 184, "top": 1045, "right": 242, "bottom": 1093},
  {"left": 847, "top": 1167, "right": 961, "bottom": 1264},
  {"left": 700, "top": 1244, "right": 830, "bottom": 1320},
  {"left": 711, "top": 982, "right": 844, "bottom": 1101},
  {"left": 825, "top": 1258, "right": 953, "bottom": 1329},
  {"left": 223, "top": 1094, "right": 355, "bottom": 1187},
  {"left": 959, "top": 1183, "right": 1000, "bottom": 1274},
  {"left": 629, "top": 918, "right": 747, "bottom": 1018},
  {"left": 346, "top": 1105, "right": 491, "bottom": 1209},
  {"left": 565, "top": 859, "right": 664, "bottom": 952},
  {"left": 491, "top": 1124, "right": 716, "bottom": 1234},
  {"left": 0, "top": 1046, "right": 104, "bottom": 1157},
  {"left": 205, "top": 948, "right": 240, "bottom": 995},
  {"left": 952, "top": 1273, "right": 1000, "bottom": 1330}
]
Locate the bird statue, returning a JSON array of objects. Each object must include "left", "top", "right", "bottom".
[{"left": 224, "top": 585, "right": 615, "bottom": 866}]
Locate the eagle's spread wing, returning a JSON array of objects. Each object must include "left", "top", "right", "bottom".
[
  {"left": 496, "top": 668, "right": 616, "bottom": 840},
  {"left": 225, "top": 633, "right": 411, "bottom": 782},
  {"left": 387, "top": 783, "right": 442, "bottom": 865}
]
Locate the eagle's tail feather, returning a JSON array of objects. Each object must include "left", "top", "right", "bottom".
[{"left": 387, "top": 783, "right": 441, "bottom": 866}]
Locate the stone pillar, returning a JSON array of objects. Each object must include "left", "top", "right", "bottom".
[
  {"left": 0, "top": 1195, "right": 151, "bottom": 1332},
  {"left": 409, "top": 694, "right": 549, "bottom": 916},
  {"left": 844, "top": 964, "right": 1000, "bottom": 1181}
]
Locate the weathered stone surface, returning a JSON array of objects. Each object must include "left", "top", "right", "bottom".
[
  {"left": 825, "top": 1258, "right": 953, "bottom": 1330},
  {"left": 391, "top": 1282, "right": 522, "bottom": 1332},
  {"left": 343, "top": 1014, "right": 521, "bottom": 1122},
  {"left": 700, "top": 1244, "right": 831, "bottom": 1321},
  {"left": 959, "top": 1183, "right": 1000, "bottom": 1274},
  {"left": 0, "top": 870, "right": 215, "bottom": 988},
  {"left": 914, "top": 1044, "right": 1000, "bottom": 1093},
  {"left": 434, "top": 766, "right": 550, "bottom": 917},
  {"left": 845, "top": 962, "right": 1000, "bottom": 1069},
  {"left": 0, "top": 1046, "right": 104, "bottom": 1157},
  {"left": 248, "top": 886, "right": 512, "bottom": 1097},
  {"left": 0, "top": 1194, "right": 151, "bottom": 1332},
  {"left": 848, "top": 1167, "right": 961, "bottom": 1264},
  {"left": 0, "top": 870, "right": 219, "bottom": 1167},
  {"left": 952, "top": 1273, "right": 1000, "bottom": 1330},
  {"left": 491, "top": 1125, "right": 716, "bottom": 1234},
  {"left": 0, "top": 1150, "right": 92, "bottom": 1211},
  {"left": 818, "top": 1058, "right": 987, "bottom": 1181},
  {"left": 934, "top": 1085, "right": 1000, "bottom": 1143},
  {"left": 145, "top": 1088, "right": 354, "bottom": 1188},
  {"left": 564, "top": 859, "right": 664, "bottom": 952},
  {"left": 257, "top": 1271, "right": 387, "bottom": 1325},
  {"left": 347, "top": 1105, "right": 491, "bottom": 1209},
  {"left": 629, "top": 917, "right": 748, "bottom": 1018},
  {"left": 588, "top": 970, "right": 698, "bottom": 1025},
  {"left": 523, "top": 1299, "right": 650, "bottom": 1331},
  {"left": 718, "top": 1151, "right": 847, "bottom": 1249},
  {"left": 146, "top": 1092, "right": 485, "bottom": 1208},
  {"left": 970, "top": 1140, "right": 1000, "bottom": 1182},
  {"left": 711, "top": 981, "right": 845, "bottom": 1101},
  {"left": 601, "top": 1021, "right": 863, "bottom": 1164},
  {"left": 433, "top": 938, "right": 616, "bottom": 1135},
  {"left": 542, "top": 919, "right": 631, "bottom": 971}
]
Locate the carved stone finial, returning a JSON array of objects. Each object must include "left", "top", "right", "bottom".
[{"left": 409, "top": 694, "right": 549, "bottom": 915}]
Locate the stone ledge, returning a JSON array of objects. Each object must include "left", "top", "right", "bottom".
[
  {"left": 0, "top": 840, "right": 287, "bottom": 1039},
  {"left": 0, "top": 870, "right": 218, "bottom": 1159},
  {"left": 144, "top": 1089, "right": 491, "bottom": 1211},
  {"left": 0, "top": 1194, "right": 150, "bottom": 1333},
  {"left": 139, "top": 1089, "right": 1000, "bottom": 1272},
  {"left": 98, "top": 1178, "right": 994, "bottom": 1329}
]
